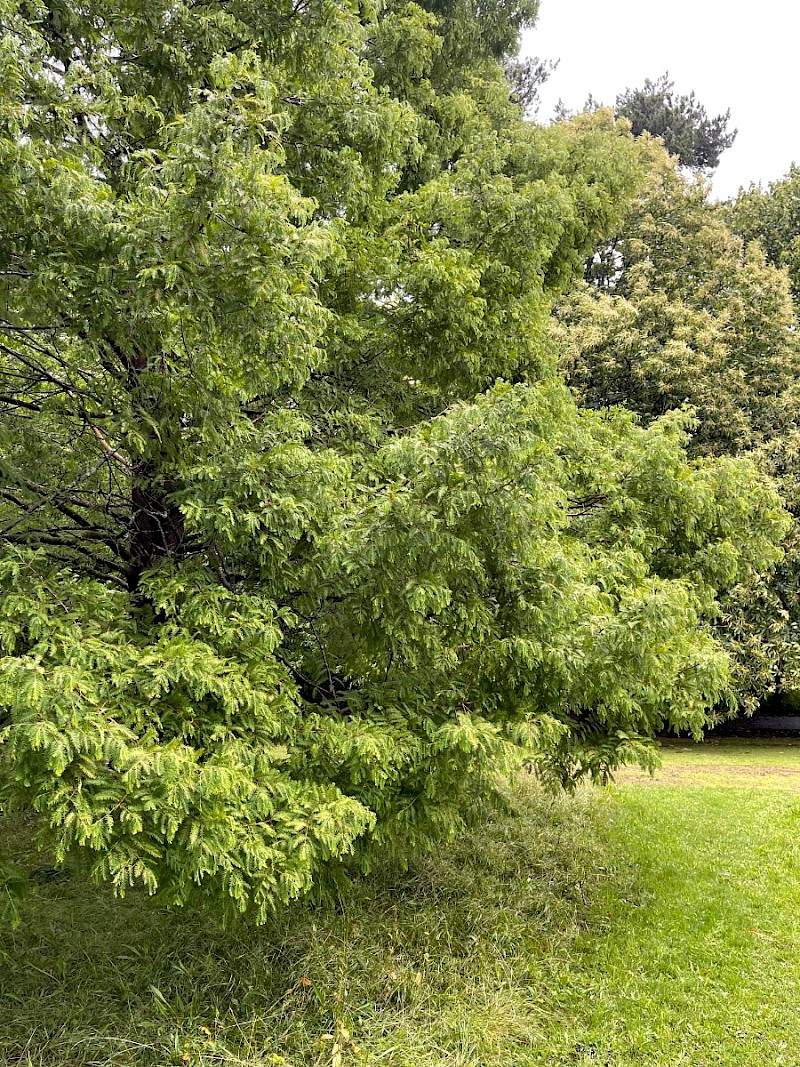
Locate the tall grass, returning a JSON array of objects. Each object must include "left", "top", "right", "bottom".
[{"left": 2, "top": 781, "right": 614, "bottom": 1066}]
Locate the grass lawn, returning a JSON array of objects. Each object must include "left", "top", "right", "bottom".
[
  {"left": 2, "top": 740, "right": 800, "bottom": 1065},
  {"left": 617, "top": 736, "right": 800, "bottom": 789}
]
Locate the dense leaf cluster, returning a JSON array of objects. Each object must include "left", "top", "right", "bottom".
[
  {"left": 722, "top": 168, "right": 800, "bottom": 701},
  {"left": 558, "top": 149, "right": 800, "bottom": 709},
  {"left": 559, "top": 154, "right": 800, "bottom": 457},
  {"left": 728, "top": 165, "right": 800, "bottom": 302}
]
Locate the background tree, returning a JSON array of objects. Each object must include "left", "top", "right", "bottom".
[
  {"left": 555, "top": 147, "right": 800, "bottom": 707},
  {"left": 722, "top": 165, "right": 800, "bottom": 702},
  {"left": 502, "top": 54, "right": 558, "bottom": 114},
  {"left": 559, "top": 152, "right": 800, "bottom": 456},
  {"left": 616, "top": 74, "right": 736, "bottom": 172},
  {"left": 727, "top": 165, "right": 800, "bottom": 302},
  {"left": 0, "top": 0, "right": 786, "bottom": 921}
]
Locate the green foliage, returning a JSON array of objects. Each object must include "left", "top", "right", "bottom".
[
  {"left": 0, "top": 0, "right": 787, "bottom": 919},
  {"left": 616, "top": 73, "right": 737, "bottom": 172},
  {"left": 4, "top": 749, "right": 800, "bottom": 1064},
  {"left": 559, "top": 152, "right": 800, "bottom": 457},
  {"left": 727, "top": 164, "right": 800, "bottom": 302},
  {"left": 556, "top": 149, "right": 800, "bottom": 709},
  {"left": 723, "top": 168, "right": 800, "bottom": 701},
  {"left": 734, "top": 431, "right": 800, "bottom": 697},
  {"left": 502, "top": 53, "right": 557, "bottom": 114}
]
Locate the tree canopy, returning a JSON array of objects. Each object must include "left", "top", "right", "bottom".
[
  {"left": 559, "top": 152, "right": 800, "bottom": 457},
  {"left": 556, "top": 148, "right": 800, "bottom": 708},
  {"left": 616, "top": 74, "right": 737, "bottom": 172},
  {"left": 727, "top": 165, "right": 800, "bottom": 302},
  {"left": 0, "top": 0, "right": 787, "bottom": 921}
]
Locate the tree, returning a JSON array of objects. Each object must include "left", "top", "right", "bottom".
[
  {"left": 559, "top": 152, "right": 800, "bottom": 456},
  {"left": 727, "top": 165, "right": 800, "bottom": 302},
  {"left": 502, "top": 54, "right": 558, "bottom": 114},
  {"left": 616, "top": 74, "right": 736, "bottom": 172},
  {"left": 555, "top": 149, "right": 800, "bottom": 707},
  {"left": 0, "top": 0, "right": 787, "bottom": 921},
  {"left": 724, "top": 167, "right": 800, "bottom": 700}
]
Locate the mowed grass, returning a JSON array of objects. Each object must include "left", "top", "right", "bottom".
[
  {"left": 2, "top": 740, "right": 800, "bottom": 1066},
  {"left": 617, "top": 736, "right": 800, "bottom": 788}
]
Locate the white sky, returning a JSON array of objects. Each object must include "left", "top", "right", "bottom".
[{"left": 520, "top": 0, "right": 800, "bottom": 200}]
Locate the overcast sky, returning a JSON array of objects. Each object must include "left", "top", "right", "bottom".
[{"left": 520, "top": 0, "right": 800, "bottom": 200}]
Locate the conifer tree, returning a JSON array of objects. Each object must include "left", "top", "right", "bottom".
[
  {"left": 0, "top": 0, "right": 787, "bottom": 920},
  {"left": 616, "top": 74, "right": 736, "bottom": 172}
]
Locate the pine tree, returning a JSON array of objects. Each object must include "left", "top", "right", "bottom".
[{"left": 616, "top": 74, "right": 736, "bottom": 172}]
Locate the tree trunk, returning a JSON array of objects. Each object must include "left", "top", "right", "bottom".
[
  {"left": 126, "top": 462, "right": 184, "bottom": 593},
  {"left": 125, "top": 351, "right": 184, "bottom": 593}
]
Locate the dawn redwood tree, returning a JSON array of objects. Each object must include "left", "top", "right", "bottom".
[{"left": 0, "top": 0, "right": 787, "bottom": 921}]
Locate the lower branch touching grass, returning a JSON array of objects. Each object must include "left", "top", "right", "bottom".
[{"left": 4, "top": 744, "right": 800, "bottom": 1066}]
